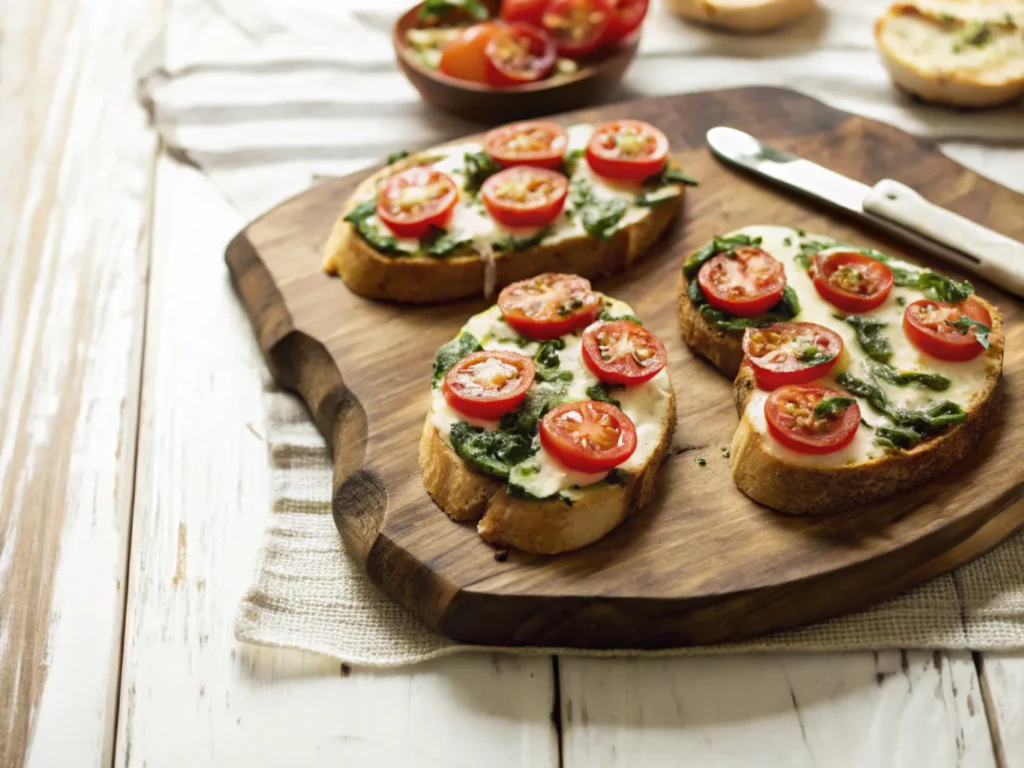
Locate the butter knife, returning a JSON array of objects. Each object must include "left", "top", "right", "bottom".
[{"left": 706, "top": 126, "right": 1024, "bottom": 299}]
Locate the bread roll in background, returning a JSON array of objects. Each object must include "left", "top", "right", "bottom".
[{"left": 663, "top": 0, "right": 817, "bottom": 32}]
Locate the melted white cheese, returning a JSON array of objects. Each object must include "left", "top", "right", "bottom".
[
  {"left": 431, "top": 300, "right": 672, "bottom": 498},
  {"left": 733, "top": 225, "right": 992, "bottom": 467},
  {"left": 361, "top": 125, "right": 683, "bottom": 295}
]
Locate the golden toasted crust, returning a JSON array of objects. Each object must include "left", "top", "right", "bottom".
[
  {"left": 876, "top": 4, "right": 1024, "bottom": 108},
  {"left": 664, "top": 0, "right": 816, "bottom": 31},
  {"left": 677, "top": 273, "right": 746, "bottom": 378},
  {"left": 728, "top": 295, "right": 1005, "bottom": 514},
  {"left": 323, "top": 155, "right": 684, "bottom": 304},
  {"left": 419, "top": 391, "right": 676, "bottom": 554}
]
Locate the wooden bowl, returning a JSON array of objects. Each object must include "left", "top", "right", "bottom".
[{"left": 393, "top": 3, "right": 640, "bottom": 123}]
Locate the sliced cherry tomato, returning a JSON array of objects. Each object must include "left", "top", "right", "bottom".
[
  {"left": 697, "top": 246, "right": 787, "bottom": 318},
  {"left": 497, "top": 273, "right": 601, "bottom": 340},
  {"left": 443, "top": 350, "right": 536, "bottom": 420},
  {"left": 604, "top": 0, "right": 649, "bottom": 43},
  {"left": 540, "top": 400, "right": 638, "bottom": 472},
  {"left": 903, "top": 298, "right": 992, "bottom": 362},
  {"left": 764, "top": 385, "right": 861, "bottom": 456},
  {"left": 500, "top": 0, "right": 548, "bottom": 25},
  {"left": 541, "top": 0, "right": 612, "bottom": 58},
  {"left": 481, "top": 166, "right": 568, "bottom": 228},
  {"left": 485, "top": 23, "right": 557, "bottom": 86},
  {"left": 484, "top": 121, "right": 569, "bottom": 170},
  {"left": 585, "top": 120, "right": 669, "bottom": 181},
  {"left": 581, "top": 321, "right": 667, "bottom": 386},
  {"left": 376, "top": 167, "right": 458, "bottom": 239},
  {"left": 810, "top": 250, "right": 895, "bottom": 313},
  {"left": 439, "top": 22, "right": 502, "bottom": 84},
  {"left": 742, "top": 322, "right": 843, "bottom": 390}
]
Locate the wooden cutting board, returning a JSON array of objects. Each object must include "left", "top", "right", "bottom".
[{"left": 227, "top": 87, "right": 1024, "bottom": 649}]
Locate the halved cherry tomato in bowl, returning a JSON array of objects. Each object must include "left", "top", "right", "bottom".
[
  {"left": 500, "top": 0, "right": 548, "bottom": 25},
  {"left": 443, "top": 350, "right": 536, "bottom": 420},
  {"left": 376, "top": 166, "right": 459, "bottom": 238},
  {"left": 903, "top": 298, "right": 992, "bottom": 362},
  {"left": 481, "top": 166, "right": 569, "bottom": 228},
  {"left": 810, "top": 250, "right": 894, "bottom": 313},
  {"left": 742, "top": 322, "right": 843, "bottom": 390},
  {"left": 542, "top": 0, "right": 612, "bottom": 58},
  {"left": 604, "top": 0, "right": 649, "bottom": 43},
  {"left": 764, "top": 384, "right": 861, "bottom": 455},
  {"left": 484, "top": 121, "right": 569, "bottom": 169},
  {"left": 485, "top": 22, "right": 557, "bottom": 86},
  {"left": 497, "top": 273, "right": 601, "bottom": 340},
  {"left": 586, "top": 120, "right": 668, "bottom": 181},
  {"left": 697, "top": 246, "right": 787, "bottom": 318},
  {"left": 438, "top": 22, "right": 503, "bottom": 84},
  {"left": 540, "top": 400, "right": 638, "bottom": 472},
  {"left": 581, "top": 320, "right": 667, "bottom": 386}
]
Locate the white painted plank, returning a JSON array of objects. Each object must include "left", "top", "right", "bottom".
[
  {"left": 978, "top": 653, "right": 1024, "bottom": 767},
  {"left": 0, "top": 1, "right": 163, "bottom": 766},
  {"left": 114, "top": 157, "right": 559, "bottom": 768},
  {"left": 560, "top": 651, "right": 995, "bottom": 767}
]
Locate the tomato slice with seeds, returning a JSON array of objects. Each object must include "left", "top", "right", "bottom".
[
  {"left": 585, "top": 120, "right": 668, "bottom": 181},
  {"left": 540, "top": 400, "right": 638, "bottom": 472},
  {"left": 903, "top": 298, "right": 992, "bottom": 362},
  {"left": 810, "top": 251, "right": 894, "bottom": 313},
  {"left": 697, "top": 246, "right": 787, "bottom": 318},
  {"left": 500, "top": 0, "right": 548, "bottom": 26},
  {"left": 764, "top": 385, "right": 861, "bottom": 456},
  {"left": 742, "top": 322, "right": 843, "bottom": 391},
  {"left": 581, "top": 320, "right": 667, "bottom": 386},
  {"left": 484, "top": 23, "right": 557, "bottom": 86},
  {"left": 376, "top": 167, "right": 459, "bottom": 239},
  {"left": 484, "top": 121, "right": 569, "bottom": 170},
  {"left": 541, "top": 0, "right": 612, "bottom": 58},
  {"left": 443, "top": 350, "right": 536, "bottom": 420},
  {"left": 498, "top": 273, "right": 601, "bottom": 340},
  {"left": 438, "top": 22, "right": 503, "bottom": 84},
  {"left": 481, "top": 166, "right": 568, "bottom": 228},
  {"left": 604, "top": 0, "right": 649, "bottom": 43}
]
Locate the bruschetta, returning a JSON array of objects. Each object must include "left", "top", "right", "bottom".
[
  {"left": 323, "top": 119, "right": 693, "bottom": 303},
  {"left": 665, "top": 0, "right": 817, "bottom": 32},
  {"left": 876, "top": 1, "right": 1024, "bottom": 108},
  {"left": 421, "top": 273, "right": 676, "bottom": 553},
  {"left": 679, "top": 225, "right": 1005, "bottom": 514}
]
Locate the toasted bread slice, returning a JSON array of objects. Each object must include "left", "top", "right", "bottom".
[
  {"left": 323, "top": 125, "right": 688, "bottom": 304},
  {"left": 679, "top": 225, "right": 1006, "bottom": 515},
  {"left": 665, "top": 0, "right": 816, "bottom": 32},
  {"left": 420, "top": 393, "right": 676, "bottom": 554},
  {"left": 421, "top": 287, "right": 676, "bottom": 554},
  {"left": 731, "top": 294, "right": 1004, "bottom": 514},
  {"left": 876, "top": 2, "right": 1024, "bottom": 108}
]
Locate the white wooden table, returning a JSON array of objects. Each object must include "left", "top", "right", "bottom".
[{"left": 3, "top": 2, "right": 1024, "bottom": 766}]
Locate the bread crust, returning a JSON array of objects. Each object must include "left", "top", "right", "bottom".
[
  {"left": 677, "top": 273, "right": 745, "bottom": 378},
  {"left": 324, "top": 154, "right": 684, "bottom": 304},
  {"left": 419, "top": 391, "right": 677, "bottom": 554},
  {"left": 664, "top": 0, "right": 816, "bottom": 31},
  {"left": 729, "top": 295, "right": 1005, "bottom": 515},
  {"left": 876, "top": 4, "right": 1024, "bottom": 108}
]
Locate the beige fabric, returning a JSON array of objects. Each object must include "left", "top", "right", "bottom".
[{"left": 234, "top": 386, "right": 1024, "bottom": 667}]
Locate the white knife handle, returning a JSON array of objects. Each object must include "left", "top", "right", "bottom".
[{"left": 863, "top": 179, "right": 1024, "bottom": 299}]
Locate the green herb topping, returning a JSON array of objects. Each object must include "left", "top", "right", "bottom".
[
  {"left": 343, "top": 198, "right": 402, "bottom": 255},
  {"left": 813, "top": 396, "right": 857, "bottom": 419},
  {"left": 432, "top": 332, "right": 481, "bottom": 387},
  {"left": 841, "top": 315, "right": 892, "bottom": 363},
  {"left": 418, "top": 0, "right": 488, "bottom": 22},
  {"left": 683, "top": 233, "right": 764, "bottom": 278},
  {"left": 585, "top": 382, "right": 622, "bottom": 408},
  {"left": 386, "top": 149, "right": 410, "bottom": 165},
  {"left": 945, "top": 317, "right": 991, "bottom": 349}
]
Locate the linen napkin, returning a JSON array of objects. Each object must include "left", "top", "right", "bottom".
[{"left": 139, "top": 0, "right": 1024, "bottom": 665}]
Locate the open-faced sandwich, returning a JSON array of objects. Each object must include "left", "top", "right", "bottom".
[
  {"left": 679, "top": 225, "right": 1004, "bottom": 514},
  {"left": 324, "top": 119, "right": 694, "bottom": 303},
  {"left": 876, "top": 0, "right": 1024, "bottom": 108},
  {"left": 665, "top": 0, "right": 817, "bottom": 32},
  {"left": 421, "top": 273, "right": 676, "bottom": 553}
]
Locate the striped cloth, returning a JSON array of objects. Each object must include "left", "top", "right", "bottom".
[{"left": 138, "top": 0, "right": 1024, "bottom": 665}]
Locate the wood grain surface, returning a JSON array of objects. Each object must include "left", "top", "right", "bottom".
[{"left": 227, "top": 86, "right": 1024, "bottom": 649}]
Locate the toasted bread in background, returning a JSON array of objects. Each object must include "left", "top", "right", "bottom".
[
  {"left": 664, "top": 0, "right": 817, "bottom": 32},
  {"left": 876, "top": 1, "right": 1024, "bottom": 108}
]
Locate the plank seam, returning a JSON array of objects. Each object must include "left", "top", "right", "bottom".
[
  {"left": 975, "top": 653, "right": 1009, "bottom": 768},
  {"left": 552, "top": 656, "right": 564, "bottom": 768}
]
